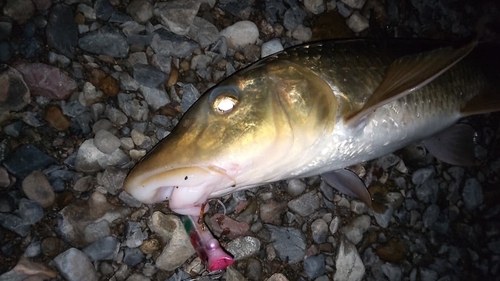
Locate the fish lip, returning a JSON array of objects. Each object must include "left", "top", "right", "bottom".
[{"left": 123, "top": 165, "right": 235, "bottom": 215}]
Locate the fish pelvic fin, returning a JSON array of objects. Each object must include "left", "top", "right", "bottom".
[
  {"left": 423, "top": 123, "right": 476, "bottom": 166},
  {"left": 344, "top": 41, "right": 478, "bottom": 127},
  {"left": 321, "top": 169, "right": 372, "bottom": 207}
]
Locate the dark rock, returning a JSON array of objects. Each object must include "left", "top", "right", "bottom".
[
  {"left": 3, "top": 145, "right": 55, "bottom": 179},
  {"left": 54, "top": 248, "right": 99, "bottom": 281},
  {"left": 3, "top": 0, "right": 35, "bottom": 24},
  {"left": 82, "top": 236, "right": 119, "bottom": 261},
  {"left": 304, "top": 254, "right": 326, "bottom": 279},
  {"left": 78, "top": 25, "right": 129, "bottom": 58},
  {"left": 0, "top": 41, "right": 13, "bottom": 63},
  {"left": 47, "top": 4, "right": 78, "bottom": 59},
  {"left": 133, "top": 64, "right": 167, "bottom": 88},
  {"left": 123, "top": 247, "right": 144, "bottom": 267},
  {"left": 150, "top": 28, "right": 198, "bottom": 58},
  {"left": 95, "top": 0, "right": 114, "bottom": 21},
  {"left": 0, "top": 65, "right": 30, "bottom": 120},
  {"left": 264, "top": 224, "right": 306, "bottom": 263},
  {"left": 265, "top": 0, "right": 288, "bottom": 22}
]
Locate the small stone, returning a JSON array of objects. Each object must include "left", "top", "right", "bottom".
[
  {"left": 209, "top": 214, "right": 250, "bottom": 240},
  {"left": 3, "top": 0, "right": 35, "bottom": 24},
  {"left": 283, "top": 6, "right": 306, "bottom": 31},
  {"left": 334, "top": 237, "right": 365, "bottom": 281},
  {"left": 329, "top": 216, "right": 340, "bottom": 234},
  {"left": 288, "top": 191, "right": 320, "bottom": 217},
  {"left": 371, "top": 204, "right": 394, "bottom": 228},
  {"left": 341, "top": 0, "right": 366, "bottom": 9},
  {"left": 54, "top": 248, "right": 98, "bottom": 281},
  {"left": 188, "top": 17, "right": 220, "bottom": 48},
  {"left": 340, "top": 215, "right": 370, "bottom": 245},
  {"left": 94, "top": 130, "right": 121, "bottom": 154},
  {"left": 292, "top": 24, "right": 312, "bottom": 42},
  {"left": 75, "top": 139, "right": 129, "bottom": 173},
  {"left": 0, "top": 65, "right": 30, "bottom": 120},
  {"left": 78, "top": 25, "right": 129, "bottom": 58},
  {"left": 375, "top": 239, "right": 407, "bottom": 262},
  {"left": 304, "top": 0, "right": 325, "bottom": 14},
  {"left": 415, "top": 179, "right": 439, "bottom": 204},
  {"left": 260, "top": 199, "right": 288, "bottom": 225},
  {"left": 150, "top": 28, "right": 199, "bottom": 58},
  {"left": 154, "top": 214, "right": 195, "bottom": 270},
  {"left": 220, "top": 21, "right": 259, "bottom": 50},
  {"left": 14, "top": 63, "right": 77, "bottom": 100},
  {"left": 304, "top": 254, "right": 326, "bottom": 279},
  {"left": 286, "top": 178, "right": 307, "bottom": 197},
  {"left": 381, "top": 262, "right": 403, "bottom": 281},
  {"left": 119, "top": 191, "right": 142, "bottom": 208},
  {"left": 346, "top": 11, "right": 369, "bottom": 33},
  {"left": 97, "top": 166, "right": 128, "bottom": 195},
  {"left": 3, "top": 145, "right": 55, "bottom": 179},
  {"left": 181, "top": 83, "right": 200, "bottom": 113},
  {"left": 261, "top": 38, "right": 284, "bottom": 57},
  {"left": 125, "top": 221, "right": 145, "bottom": 248},
  {"left": 82, "top": 236, "right": 119, "bottom": 261},
  {"left": 84, "top": 220, "right": 111, "bottom": 244},
  {"left": 311, "top": 219, "right": 328, "bottom": 244},
  {"left": 73, "top": 176, "right": 94, "bottom": 192},
  {"left": 123, "top": 247, "right": 145, "bottom": 267},
  {"left": 265, "top": 224, "right": 306, "bottom": 264},
  {"left": 226, "top": 236, "right": 261, "bottom": 260},
  {"left": 22, "top": 170, "right": 55, "bottom": 208},
  {"left": 351, "top": 201, "right": 367, "bottom": 214},
  {"left": 139, "top": 86, "right": 170, "bottom": 112},
  {"left": 267, "top": 273, "right": 289, "bottom": 281},
  {"left": 127, "top": 0, "right": 153, "bottom": 23},
  {"left": 45, "top": 105, "right": 70, "bottom": 131},
  {"left": 154, "top": 0, "right": 201, "bottom": 36},
  {"left": 133, "top": 64, "right": 167, "bottom": 88},
  {"left": 462, "top": 178, "right": 483, "bottom": 211},
  {"left": 105, "top": 106, "right": 128, "bottom": 125},
  {"left": 422, "top": 204, "right": 440, "bottom": 228},
  {"left": 412, "top": 166, "right": 435, "bottom": 185}
]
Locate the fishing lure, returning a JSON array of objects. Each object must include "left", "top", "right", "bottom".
[{"left": 181, "top": 215, "right": 234, "bottom": 272}]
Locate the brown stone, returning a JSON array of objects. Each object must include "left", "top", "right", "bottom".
[
  {"left": 166, "top": 67, "right": 178, "bottom": 88},
  {"left": 140, "top": 239, "right": 161, "bottom": 254},
  {"left": 375, "top": 238, "right": 408, "bottom": 262},
  {"left": 22, "top": 170, "right": 56, "bottom": 208},
  {"left": 45, "top": 105, "right": 71, "bottom": 131},
  {"left": 100, "top": 75, "right": 119, "bottom": 97}
]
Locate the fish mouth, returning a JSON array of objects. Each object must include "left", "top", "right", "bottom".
[{"left": 123, "top": 166, "right": 235, "bottom": 215}]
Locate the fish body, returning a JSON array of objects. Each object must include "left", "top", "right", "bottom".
[{"left": 124, "top": 39, "right": 499, "bottom": 215}]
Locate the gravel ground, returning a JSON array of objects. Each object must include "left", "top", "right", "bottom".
[{"left": 0, "top": 0, "right": 500, "bottom": 280}]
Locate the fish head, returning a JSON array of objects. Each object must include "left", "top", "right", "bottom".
[{"left": 123, "top": 57, "right": 337, "bottom": 215}]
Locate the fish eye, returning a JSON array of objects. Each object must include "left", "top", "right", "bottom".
[{"left": 209, "top": 86, "right": 239, "bottom": 114}]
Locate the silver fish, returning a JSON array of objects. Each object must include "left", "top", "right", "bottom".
[{"left": 123, "top": 39, "right": 500, "bottom": 215}]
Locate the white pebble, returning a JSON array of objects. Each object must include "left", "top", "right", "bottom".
[
  {"left": 261, "top": 38, "right": 284, "bottom": 58},
  {"left": 346, "top": 11, "right": 369, "bottom": 33},
  {"left": 220, "top": 21, "right": 259, "bottom": 50}
]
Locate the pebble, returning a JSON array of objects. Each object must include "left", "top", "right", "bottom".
[
  {"left": 346, "top": 11, "right": 369, "bottom": 33},
  {"left": 422, "top": 204, "right": 440, "bottom": 228},
  {"left": 181, "top": 83, "right": 201, "bottom": 113},
  {"left": 3, "top": 145, "right": 55, "bottom": 179},
  {"left": 415, "top": 179, "right": 439, "bottom": 204},
  {"left": 286, "top": 178, "right": 307, "bottom": 197},
  {"left": 21, "top": 170, "right": 55, "bottom": 208},
  {"left": 209, "top": 214, "right": 250, "bottom": 239},
  {"left": 127, "top": 0, "right": 153, "bottom": 23},
  {"left": 462, "top": 178, "right": 483, "bottom": 211},
  {"left": 260, "top": 199, "right": 288, "bottom": 224},
  {"left": 133, "top": 64, "right": 167, "bottom": 88},
  {"left": 75, "top": 139, "right": 129, "bottom": 173},
  {"left": 304, "top": 254, "right": 326, "bottom": 279},
  {"left": 341, "top": 215, "right": 371, "bottom": 245},
  {"left": 265, "top": 224, "right": 306, "bottom": 263},
  {"left": 150, "top": 28, "right": 199, "bottom": 58},
  {"left": 123, "top": 247, "right": 145, "bottom": 267},
  {"left": 154, "top": 0, "right": 201, "bottom": 36},
  {"left": 105, "top": 106, "right": 128, "bottom": 125},
  {"left": 97, "top": 166, "right": 128, "bottom": 195},
  {"left": 78, "top": 25, "right": 129, "bottom": 58},
  {"left": 0, "top": 65, "right": 30, "bottom": 120},
  {"left": 304, "top": 0, "right": 325, "bottom": 14},
  {"left": 82, "top": 236, "right": 119, "bottom": 261},
  {"left": 119, "top": 191, "right": 142, "bottom": 208},
  {"left": 283, "top": 6, "right": 306, "bottom": 31},
  {"left": 287, "top": 191, "right": 320, "bottom": 217},
  {"left": 45, "top": 105, "right": 71, "bottom": 131},
  {"left": 154, "top": 215, "right": 195, "bottom": 271},
  {"left": 188, "top": 17, "right": 220, "bottom": 48},
  {"left": 329, "top": 216, "right": 340, "bottom": 234},
  {"left": 311, "top": 219, "right": 329, "bottom": 243},
  {"left": 220, "top": 21, "right": 259, "bottom": 50},
  {"left": 94, "top": 130, "right": 121, "bottom": 154},
  {"left": 381, "top": 262, "right": 403, "bottom": 281},
  {"left": 53, "top": 248, "right": 99, "bottom": 281},
  {"left": 226, "top": 236, "right": 261, "bottom": 261},
  {"left": 261, "top": 38, "right": 284, "bottom": 57},
  {"left": 412, "top": 166, "right": 436, "bottom": 185},
  {"left": 14, "top": 62, "right": 77, "bottom": 100},
  {"left": 125, "top": 221, "right": 145, "bottom": 248},
  {"left": 0, "top": 257, "right": 57, "bottom": 280},
  {"left": 334, "top": 237, "right": 365, "bottom": 281},
  {"left": 3, "top": 0, "right": 34, "bottom": 24}
]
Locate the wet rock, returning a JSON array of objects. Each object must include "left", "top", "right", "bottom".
[
  {"left": 105, "top": 106, "right": 128, "bottom": 125},
  {"left": 133, "top": 64, "right": 167, "bottom": 88},
  {"left": 0, "top": 65, "right": 30, "bottom": 120},
  {"left": 292, "top": 24, "right": 312, "bottom": 41},
  {"left": 3, "top": 145, "right": 55, "bottom": 179},
  {"left": 334, "top": 237, "right": 365, "bottom": 281},
  {"left": 47, "top": 4, "right": 78, "bottom": 58},
  {"left": 79, "top": 25, "right": 129, "bottom": 58},
  {"left": 412, "top": 166, "right": 435, "bottom": 186},
  {"left": 342, "top": 0, "right": 366, "bottom": 9},
  {"left": 123, "top": 247, "right": 145, "bottom": 267},
  {"left": 0, "top": 199, "right": 43, "bottom": 237},
  {"left": 304, "top": 0, "right": 325, "bottom": 14},
  {"left": 97, "top": 166, "right": 128, "bottom": 195},
  {"left": 381, "top": 262, "right": 403, "bottom": 281},
  {"left": 152, "top": 214, "right": 194, "bottom": 270},
  {"left": 220, "top": 21, "right": 259, "bottom": 50},
  {"left": 151, "top": 28, "right": 199, "bottom": 58},
  {"left": 139, "top": 86, "right": 170, "bottom": 112},
  {"left": 462, "top": 178, "right": 483, "bottom": 211},
  {"left": 261, "top": 38, "right": 284, "bottom": 57},
  {"left": 304, "top": 254, "right": 326, "bottom": 279},
  {"left": 95, "top": 0, "right": 114, "bottom": 21},
  {"left": 0, "top": 257, "right": 57, "bottom": 280},
  {"left": 15, "top": 63, "right": 77, "bottom": 100},
  {"left": 58, "top": 192, "right": 130, "bottom": 247},
  {"left": 125, "top": 221, "right": 145, "bottom": 248},
  {"left": 416, "top": 179, "right": 439, "bottom": 204},
  {"left": 154, "top": 0, "right": 201, "bottom": 36},
  {"left": 371, "top": 204, "right": 394, "bottom": 228},
  {"left": 341, "top": 215, "right": 370, "bottom": 245},
  {"left": 94, "top": 130, "right": 121, "bottom": 154},
  {"left": 311, "top": 219, "right": 328, "bottom": 243},
  {"left": 3, "top": 0, "right": 34, "bottom": 24},
  {"left": 83, "top": 220, "right": 111, "bottom": 244},
  {"left": 22, "top": 170, "right": 55, "bottom": 208},
  {"left": 422, "top": 204, "right": 440, "bottom": 228},
  {"left": 119, "top": 191, "right": 142, "bottom": 208},
  {"left": 45, "top": 105, "right": 71, "bottom": 131},
  {"left": 181, "top": 83, "right": 200, "bottom": 113},
  {"left": 288, "top": 191, "right": 320, "bottom": 217},
  {"left": 75, "top": 139, "right": 129, "bottom": 173},
  {"left": 82, "top": 236, "right": 119, "bottom": 261},
  {"left": 210, "top": 213, "right": 250, "bottom": 239},
  {"left": 260, "top": 199, "right": 288, "bottom": 225},
  {"left": 286, "top": 179, "right": 307, "bottom": 197},
  {"left": 265, "top": 224, "right": 306, "bottom": 263},
  {"left": 0, "top": 42, "right": 13, "bottom": 63},
  {"left": 188, "top": 17, "right": 220, "bottom": 48},
  {"left": 346, "top": 11, "right": 369, "bottom": 33},
  {"left": 265, "top": 0, "right": 287, "bottom": 22},
  {"left": 54, "top": 248, "right": 98, "bottom": 281},
  {"left": 375, "top": 239, "right": 407, "bottom": 262},
  {"left": 226, "top": 236, "right": 261, "bottom": 260},
  {"left": 284, "top": 6, "right": 306, "bottom": 31},
  {"left": 127, "top": 0, "right": 154, "bottom": 23}
]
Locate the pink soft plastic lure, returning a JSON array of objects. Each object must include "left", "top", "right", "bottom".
[{"left": 181, "top": 215, "right": 234, "bottom": 272}]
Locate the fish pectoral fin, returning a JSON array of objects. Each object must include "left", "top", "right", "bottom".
[
  {"left": 461, "top": 87, "right": 500, "bottom": 116},
  {"left": 423, "top": 123, "right": 476, "bottom": 166},
  {"left": 344, "top": 41, "right": 478, "bottom": 127},
  {"left": 321, "top": 169, "right": 372, "bottom": 207}
]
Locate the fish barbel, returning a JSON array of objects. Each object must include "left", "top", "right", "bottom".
[{"left": 123, "top": 39, "right": 500, "bottom": 215}]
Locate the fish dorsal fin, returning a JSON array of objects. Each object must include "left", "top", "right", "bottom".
[
  {"left": 423, "top": 123, "right": 476, "bottom": 166},
  {"left": 461, "top": 87, "right": 500, "bottom": 116},
  {"left": 321, "top": 169, "right": 372, "bottom": 207},
  {"left": 345, "top": 41, "right": 478, "bottom": 127}
]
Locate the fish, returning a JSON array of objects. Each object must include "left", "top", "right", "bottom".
[{"left": 123, "top": 39, "right": 500, "bottom": 216}]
